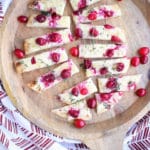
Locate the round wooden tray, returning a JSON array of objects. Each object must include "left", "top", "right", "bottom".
[{"left": 0, "top": 0, "right": 150, "bottom": 149}]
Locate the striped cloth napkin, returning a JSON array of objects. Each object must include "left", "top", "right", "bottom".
[{"left": 0, "top": 1, "right": 150, "bottom": 150}]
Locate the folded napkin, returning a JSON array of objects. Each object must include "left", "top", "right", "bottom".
[{"left": 0, "top": 80, "right": 88, "bottom": 150}]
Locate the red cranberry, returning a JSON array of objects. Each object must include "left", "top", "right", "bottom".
[
  {"left": 100, "top": 67, "right": 108, "bottom": 75},
  {"left": 36, "top": 38, "right": 47, "bottom": 46},
  {"left": 87, "top": 98, "right": 97, "bottom": 109},
  {"left": 31, "top": 57, "right": 36, "bottom": 64},
  {"left": 88, "top": 11, "right": 97, "bottom": 20},
  {"left": 74, "top": 119, "right": 86, "bottom": 128},
  {"left": 41, "top": 73, "right": 55, "bottom": 85},
  {"left": 84, "top": 59, "right": 92, "bottom": 69},
  {"left": 75, "top": 28, "right": 83, "bottom": 39},
  {"left": 68, "top": 109, "right": 80, "bottom": 118},
  {"left": 89, "top": 28, "right": 99, "bottom": 37},
  {"left": 80, "top": 88, "right": 88, "bottom": 95},
  {"left": 111, "top": 36, "right": 122, "bottom": 43},
  {"left": 100, "top": 93, "right": 112, "bottom": 101},
  {"left": 70, "top": 47, "right": 79, "bottom": 57},
  {"left": 135, "top": 88, "right": 146, "bottom": 97},
  {"left": 105, "top": 49, "right": 114, "bottom": 58},
  {"left": 61, "top": 69, "right": 71, "bottom": 79},
  {"left": 14, "top": 49, "right": 25, "bottom": 59},
  {"left": 140, "top": 55, "right": 148, "bottom": 64},
  {"left": 104, "top": 10, "right": 114, "bottom": 18},
  {"left": 35, "top": 14, "right": 46, "bottom": 23},
  {"left": 138, "top": 47, "right": 150, "bottom": 56},
  {"left": 51, "top": 12, "right": 61, "bottom": 20},
  {"left": 17, "top": 15, "right": 28, "bottom": 23},
  {"left": 78, "top": 0, "right": 87, "bottom": 9},
  {"left": 116, "top": 63, "right": 125, "bottom": 72},
  {"left": 106, "top": 78, "right": 117, "bottom": 89},
  {"left": 71, "top": 87, "right": 79, "bottom": 96},
  {"left": 51, "top": 53, "right": 60, "bottom": 62},
  {"left": 73, "top": 10, "right": 83, "bottom": 15},
  {"left": 131, "top": 57, "right": 140, "bottom": 67},
  {"left": 104, "top": 24, "right": 114, "bottom": 29},
  {"left": 48, "top": 33, "right": 62, "bottom": 42}
]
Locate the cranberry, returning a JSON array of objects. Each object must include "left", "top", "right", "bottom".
[
  {"left": 100, "top": 67, "right": 108, "bottom": 75},
  {"left": 41, "top": 73, "right": 55, "bottom": 86},
  {"left": 131, "top": 57, "right": 140, "bottom": 67},
  {"left": 17, "top": 15, "right": 28, "bottom": 23},
  {"left": 87, "top": 98, "right": 97, "bottom": 109},
  {"left": 78, "top": 0, "right": 87, "bottom": 9},
  {"left": 51, "top": 53, "right": 60, "bottom": 62},
  {"left": 100, "top": 93, "right": 112, "bottom": 101},
  {"left": 73, "top": 10, "right": 83, "bottom": 15},
  {"left": 75, "top": 28, "right": 83, "bottom": 39},
  {"left": 105, "top": 49, "right": 114, "bottom": 58},
  {"left": 88, "top": 11, "right": 97, "bottom": 20},
  {"left": 71, "top": 87, "right": 79, "bottom": 96},
  {"left": 36, "top": 38, "right": 47, "bottom": 46},
  {"left": 140, "top": 55, "right": 148, "bottom": 64},
  {"left": 89, "top": 28, "right": 99, "bottom": 37},
  {"left": 106, "top": 78, "right": 117, "bottom": 89},
  {"left": 31, "top": 57, "right": 36, "bottom": 64},
  {"left": 138, "top": 47, "right": 150, "bottom": 56},
  {"left": 70, "top": 47, "right": 79, "bottom": 57},
  {"left": 51, "top": 12, "right": 61, "bottom": 20},
  {"left": 68, "top": 109, "right": 80, "bottom": 118},
  {"left": 84, "top": 59, "right": 92, "bottom": 69},
  {"left": 116, "top": 63, "right": 125, "bottom": 72},
  {"left": 74, "top": 119, "right": 86, "bottom": 128},
  {"left": 48, "top": 33, "right": 62, "bottom": 42},
  {"left": 14, "top": 49, "right": 25, "bottom": 59},
  {"left": 135, "top": 88, "right": 147, "bottom": 97},
  {"left": 35, "top": 14, "right": 46, "bottom": 23},
  {"left": 61, "top": 69, "right": 71, "bottom": 79},
  {"left": 111, "top": 36, "right": 122, "bottom": 43},
  {"left": 104, "top": 24, "right": 114, "bottom": 29},
  {"left": 80, "top": 88, "right": 88, "bottom": 95},
  {"left": 104, "top": 10, "right": 114, "bottom": 18}
]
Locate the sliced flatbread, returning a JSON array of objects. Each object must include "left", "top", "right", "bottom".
[
  {"left": 28, "top": 60, "right": 79, "bottom": 92},
  {"left": 59, "top": 78, "right": 97, "bottom": 104},
  {"left": 52, "top": 100, "right": 92, "bottom": 121},
  {"left": 15, "top": 48, "right": 68, "bottom": 73}
]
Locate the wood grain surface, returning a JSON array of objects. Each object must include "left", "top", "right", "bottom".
[{"left": 0, "top": 0, "right": 150, "bottom": 149}]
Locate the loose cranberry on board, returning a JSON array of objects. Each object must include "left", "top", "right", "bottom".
[
  {"left": 135, "top": 88, "right": 147, "bottom": 97},
  {"left": 70, "top": 47, "right": 79, "bottom": 57},
  {"left": 140, "top": 55, "right": 149, "bottom": 64},
  {"left": 75, "top": 28, "right": 83, "bottom": 39},
  {"left": 84, "top": 59, "right": 92, "bottom": 69},
  {"left": 87, "top": 98, "right": 97, "bottom": 109},
  {"left": 14, "top": 49, "right": 25, "bottom": 59},
  {"left": 131, "top": 57, "right": 140, "bottom": 67},
  {"left": 138, "top": 47, "right": 150, "bottom": 56},
  {"left": 17, "top": 15, "right": 28, "bottom": 23},
  {"left": 74, "top": 119, "right": 86, "bottom": 128}
]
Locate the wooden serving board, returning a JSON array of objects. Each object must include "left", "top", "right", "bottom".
[{"left": 0, "top": 0, "right": 150, "bottom": 149}]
